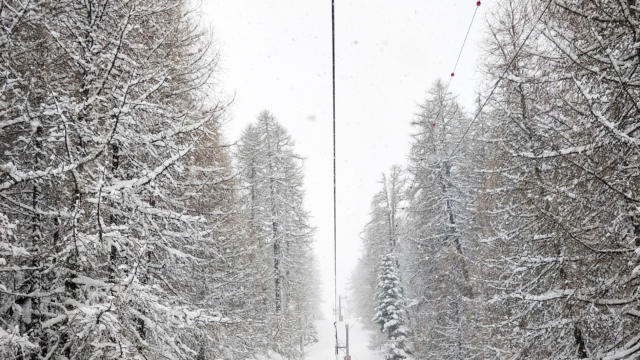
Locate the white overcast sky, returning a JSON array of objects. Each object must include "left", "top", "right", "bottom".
[{"left": 200, "top": 0, "right": 488, "bottom": 318}]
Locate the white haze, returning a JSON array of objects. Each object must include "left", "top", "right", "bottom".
[{"left": 200, "top": 0, "right": 487, "bottom": 320}]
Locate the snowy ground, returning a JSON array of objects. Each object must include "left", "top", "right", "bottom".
[{"left": 305, "top": 319, "right": 383, "bottom": 360}]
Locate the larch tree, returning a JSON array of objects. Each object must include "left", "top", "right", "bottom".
[
  {"left": 236, "top": 110, "right": 317, "bottom": 359},
  {"left": 478, "top": 0, "right": 640, "bottom": 357},
  {"left": 402, "top": 80, "right": 477, "bottom": 359},
  {"left": 352, "top": 1, "right": 640, "bottom": 359},
  {"left": 0, "top": 0, "right": 253, "bottom": 358}
]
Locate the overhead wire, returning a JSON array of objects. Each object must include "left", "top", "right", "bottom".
[
  {"left": 331, "top": 0, "right": 339, "bottom": 358},
  {"left": 439, "top": 1, "right": 481, "bottom": 113},
  {"left": 329, "top": 0, "right": 552, "bottom": 355},
  {"left": 407, "top": 1, "right": 481, "bottom": 193},
  {"left": 451, "top": 2, "right": 481, "bottom": 81},
  {"left": 445, "top": 0, "right": 553, "bottom": 161}
]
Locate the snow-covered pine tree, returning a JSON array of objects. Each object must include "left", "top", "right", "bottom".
[
  {"left": 477, "top": 2, "right": 566, "bottom": 356},
  {"left": 402, "top": 80, "right": 477, "bottom": 359},
  {"left": 543, "top": 6, "right": 640, "bottom": 357},
  {"left": 351, "top": 1, "right": 640, "bottom": 358},
  {"left": 0, "top": 1, "right": 249, "bottom": 358},
  {"left": 351, "top": 167, "right": 408, "bottom": 351},
  {"left": 236, "top": 110, "right": 317, "bottom": 358},
  {"left": 374, "top": 254, "right": 411, "bottom": 360},
  {"left": 477, "top": 0, "right": 640, "bottom": 357},
  {"left": 165, "top": 119, "right": 272, "bottom": 358}
]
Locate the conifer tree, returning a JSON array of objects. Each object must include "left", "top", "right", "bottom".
[
  {"left": 236, "top": 111, "right": 317, "bottom": 358},
  {"left": 374, "top": 254, "right": 411, "bottom": 360},
  {"left": 0, "top": 1, "right": 259, "bottom": 358},
  {"left": 352, "top": 167, "right": 408, "bottom": 351}
]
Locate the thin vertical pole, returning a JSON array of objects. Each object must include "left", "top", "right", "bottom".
[
  {"left": 331, "top": 0, "right": 337, "bottom": 315},
  {"left": 332, "top": 0, "right": 338, "bottom": 358},
  {"left": 345, "top": 323, "right": 350, "bottom": 357}
]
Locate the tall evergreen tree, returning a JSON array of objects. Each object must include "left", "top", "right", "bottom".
[
  {"left": 351, "top": 166, "right": 408, "bottom": 351},
  {"left": 354, "top": 1, "right": 640, "bottom": 359},
  {"left": 402, "top": 80, "right": 476, "bottom": 359},
  {"left": 374, "top": 254, "right": 411, "bottom": 360},
  {"left": 0, "top": 1, "right": 263, "bottom": 358},
  {"left": 236, "top": 110, "right": 317, "bottom": 359}
]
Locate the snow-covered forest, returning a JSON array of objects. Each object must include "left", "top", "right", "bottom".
[
  {"left": 352, "top": 1, "right": 640, "bottom": 359},
  {"left": 2, "top": 0, "right": 640, "bottom": 359},
  {"left": 0, "top": 1, "right": 318, "bottom": 358}
]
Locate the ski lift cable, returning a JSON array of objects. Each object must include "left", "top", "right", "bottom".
[
  {"left": 451, "top": 1, "right": 481, "bottom": 81},
  {"left": 331, "top": 2, "right": 353, "bottom": 358},
  {"left": 445, "top": 0, "right": 553, "bottom": 162},
  {"left": 330, "top": 2, "right": 481, "bottom": 357},
  {"left": 441, "top": 1, "right": 481, "bottom": 112},
  {"left": 331, "top": 0, "right": 542, "bottom": 355},
  {"left": 406, "top": 1, "right": 481, "bottom": 196},
  {"left": 428, "top": 0, "right": 480, "bottom": 126},
  {"left": 331, "top": 0, "right": 339, "bottom": 358}
]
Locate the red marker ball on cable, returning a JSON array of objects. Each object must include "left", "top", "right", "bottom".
[
  {"left": 432, "top": 123, "right": 436, "bottom": 127},
  {"left": 451, "top": 72, "right": 455, "bottom": 77},
  {"left": 477, "top": 1, "right": 481, "bottom": 6}
]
